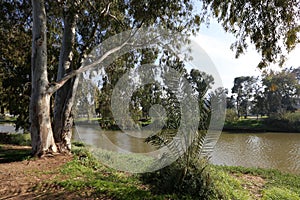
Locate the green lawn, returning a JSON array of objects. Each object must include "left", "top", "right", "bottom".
[{"left": 213, "top": 165, "right": 300, "bottom": 200}]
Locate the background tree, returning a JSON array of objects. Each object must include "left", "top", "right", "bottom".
[
  {"left": 251, "top": 91, "right": 267, "bottom": 119},
  {"left": 231, "top": 76, "right": 257, "bottom": 118},
  {"left": 226, "top": 95, "right": 235, "bottom": 110},
  {"left": 262, "top": 68, "right": 300, "bottom": 116},
  {"left": 0, "top": 1, "right": 32, "bottom": 129}
]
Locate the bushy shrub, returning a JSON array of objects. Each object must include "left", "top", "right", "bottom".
[
  {"left": 267, "top": 112, "right": 300, "bottom": 132},
  {"left": 282, "top": 112, "right": 300, "bottom": 122},
  {"left": 0, "top": 132, "right": 31, "bottom": 146},
  {"left": 142, "top": 158, "right": 215, "bottom": 199},
  {"left": 225, "top": 109, "right": 239, "bottom": 123}
]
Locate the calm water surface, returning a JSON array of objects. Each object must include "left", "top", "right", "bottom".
[
  {"left": 74, "top": 125, "right": 300, "bottom": 174},
  {"left": 211, "top": 132, "right": 300, "bottom": 174},
  {"left": 73, "top": 125, "right": 156, "bottom": 153},
  {"left": 0, "top": 123, "right": 22, "bottom": 133}
]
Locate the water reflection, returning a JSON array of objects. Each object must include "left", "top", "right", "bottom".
[
  {"left": 73, "top": 125, "right": 156, "bottom": 153},
  {"left": 211, "top": 132, "right": 300, "bottom": 174}
]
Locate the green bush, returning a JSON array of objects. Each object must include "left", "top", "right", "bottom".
[
  {"left": 142, "top": 158, "right": 215, "bottom": 199},
  {"left": 0, "top": 132, "right": 31, "bottom": 146},
  {"left": 266, "top": 112, "right": 300, "bottom": 132},
  {"left": 225, "top": 109, "right": 239, "bottom": 123},
  {"left": 282, "top": 112, "right": 300, "bottom": 122},
  {"left": 262, "top": 187, "right": 300, "bottom": 200}
]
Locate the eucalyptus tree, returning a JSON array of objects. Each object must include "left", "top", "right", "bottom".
[
  {"left": 2, "top": 0, "right": 300, "bottom": 156},
  {"left": 30, "top": 0, "right": 201, "bottom": 156}
]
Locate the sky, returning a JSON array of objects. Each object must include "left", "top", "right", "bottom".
[{"left": 193, "top": 19, "right": 300, "bottom": 91}]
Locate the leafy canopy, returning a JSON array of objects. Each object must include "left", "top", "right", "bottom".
[{"left": 201, "top": 0, "right": 300, "bottom": 68}]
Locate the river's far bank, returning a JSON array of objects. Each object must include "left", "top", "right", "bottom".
[{"left": 223, "top": 118, "right": 300, "bottom": 133}]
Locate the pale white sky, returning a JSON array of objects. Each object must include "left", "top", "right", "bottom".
[{"left": 193, "top": 19, "right": 300, "bottom": 90}]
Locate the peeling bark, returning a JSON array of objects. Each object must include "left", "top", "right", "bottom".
[
  {"left": 30, "top": 0, "right": 57, "bottom": 156},
  {"left": 30, "top": 1, "right": 133, "bottom": 155},
  {"left": 53, "top": 9, "right": 77, "bottom": 152}
]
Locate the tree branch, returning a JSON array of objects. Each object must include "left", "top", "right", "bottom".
[{"left": 47, "top": 29, "right": 139, "bottom": 95}]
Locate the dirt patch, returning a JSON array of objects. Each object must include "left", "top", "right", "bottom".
[
  {"left": 0, "top": 144, "right": 73, "bottom": 199},
  {"left": 232, "top": 173, "right": 266, "bottom": 199}
]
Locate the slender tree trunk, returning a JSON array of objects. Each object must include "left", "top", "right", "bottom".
[
  {"left": 30, "top": 0, "right": 57, "bottom": 156},
  {"left": 53, "top": 10, "right": 77, "bottom": 152}
]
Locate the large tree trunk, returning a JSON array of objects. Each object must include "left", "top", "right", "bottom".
[
  {"left": 30, "top": 0, "right": 57, "bottom": 156},
  {"left": 53, "top": 77, "right": 79, "bottom": 152},
  {"left": 53, "top": 10, "right": 77, "bottom": 152}
]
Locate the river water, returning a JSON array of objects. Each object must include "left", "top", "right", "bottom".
[
  {"left": 211, "top": 132, "right": 300, "bottom": 174},
  {"left": 0, "top": 123, "right": 22, "bottom": 133},
  {"left": 73, "top": 125, "right": 300, "bottom": 174}
]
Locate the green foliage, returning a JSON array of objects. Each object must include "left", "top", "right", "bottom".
[
  {"left": 140, "top": 68, "right": 218, "bottom": 199},
  {"left": 201, "top": 0, "right": 300, "bottom": 68},
  {"left": 2, "top": 0, "right": 202, "bottom": 131},
  {"left": 262, "top": 187, "right": 300, "bottom": 200},
  {"left": 224, "top": 118, "right": 266, "bottom": 132},
  {"left": 0, "top": 144, "right": 31, "bottom": 163},
  {"left": 0, "top": 1, "right": 31, "bottom": 130},
  {"left": 224, "top": 116, "right": 300, "bottom": 132},
  {"left": 91, "top": 148, "right": 155, "bottom": 173},
  {"left": 231, "top": 76, "right": 258, "bottom": 118},
  {"left": 8, "top": 133, "right": 31, "bottom": 146},
  {"left": 0, "top": 133, "right": 31, "bottom": 146},
  {"left": 142, "top": 158, "right": 214, "bottom": 199},
  {"left": 262, "top": 68, "right": 300, "bottom": 115},
  {"left": 0, "top": 133, "right": 31, "bottom": 162},
  {"left": 225, "top": 109, "right": 239, "bottom": 123},
  {"left": 229, "top": 67, "right": 300, "bottom": 126},
  {"left": 58, "top": 143, "right": 216, "bottom": 199},
  {"left": 265, "top": 113, "right": 300, "bottom": 132},
  {"left": 283, "top": 112, "right": 300, "bottom": 123},
  {"left": 4, "top": 141, "right": 298, "bottom": 199}
]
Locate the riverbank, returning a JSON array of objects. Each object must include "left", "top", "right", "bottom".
[
  {"left": 223, "top": 118, "right": 300, "bottom": 133},
  {"left": 0, "top": 136, "right": 299, "bottom": 199},
  {"left": 74, "top": 117, "right": 300, "bottom": 133}
]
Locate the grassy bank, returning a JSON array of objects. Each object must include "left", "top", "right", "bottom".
[
  {"left": 211, "top": 165, "right": 300, "bottom": 200},
  {"left": 42, "top": 144, "right": 300, "bottom": 199}
]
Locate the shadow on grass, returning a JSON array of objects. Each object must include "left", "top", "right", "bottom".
[
  {"left": 0, "top": 132, "right": 31, "bottom": 163},
  {"left": 0, "top": 144, "right": 31, "bottom": 163}
]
